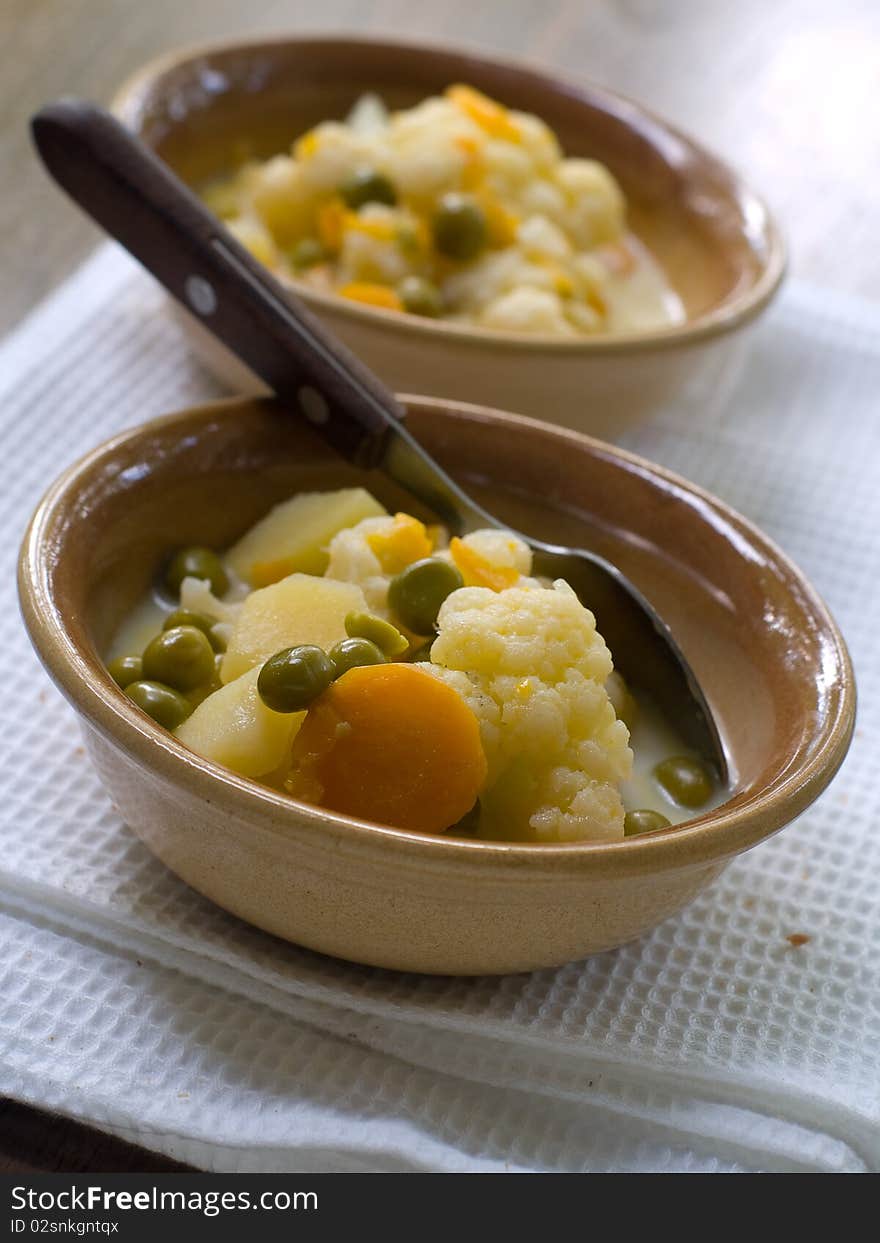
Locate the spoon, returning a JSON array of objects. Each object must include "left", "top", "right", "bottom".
[{"left": 31, "top": 98, "right": 727, "bottom": 779}]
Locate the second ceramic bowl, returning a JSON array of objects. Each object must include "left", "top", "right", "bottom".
[{"left": 112, "top": 35, "right": 785, "bottom": 435}]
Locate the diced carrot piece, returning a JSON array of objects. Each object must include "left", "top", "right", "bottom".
[
  {"left": 477, "top": 190, "right": 519, "bottom": 247},
  {"left": 294, "top": 130, "right": 320, "bottom": 160},
  {"left": 455, "top": 135, "right": 486, "bottom": 190},
  {"left": 345, "top": 212, "right": 397, "bottom": 242},
  {"left": 284, "top": 663, "right": 487, "bottom": 834},
  {"left": 316, "top": 197, "right": 347, "bottom": 253},
  {"left": 449, "top": 538, "right": 519, "bottom": 592},
  {"left": 585, "top": 284, "right": 608, "bottom": 316},
  {"left": 337, "top": 282, "right": 404, "bottom": 311},
  {"left": 446, "top": 84, "right": 521, "bottom": 143},
  {"left": 366, "top": 513, "right": 433, "bottom": 574}
]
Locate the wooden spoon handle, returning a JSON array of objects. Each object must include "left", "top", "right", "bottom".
[{"left": 31, "top": 98, "right": 405, "bottom": 468}]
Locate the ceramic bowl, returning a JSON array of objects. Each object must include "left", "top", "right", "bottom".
[
  {"left": 19, "top": 396, "right": 853, "bottom": 974},
  {"left": 111, "top": 36, "right": 786, "bottom": 437}
]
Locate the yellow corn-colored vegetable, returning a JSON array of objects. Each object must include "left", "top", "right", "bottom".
[
  {"left": 446, "top": 84, "right": 521, "bottom": 143},
  {"left": 366, "top": 513, "right": 433, "bottom": 574},
  {"left": 316, "top": 197, "right": 347, "bottom": 254},
  {"left": 338, "top": 282, "right": 404, "bottom": 311},
  {"left": 450, "top": 537, "right": 520, "bottom": 591}
]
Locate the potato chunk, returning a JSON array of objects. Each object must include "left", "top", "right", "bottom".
[
  {"left": 175, "top": 667, "right": 303, "bottom": 779},
  {"left": 227, "top": 488, "right": 387, "bottom": 588},
  {"left": 221, "top": 573, "right": 366, "bottom": 683}
]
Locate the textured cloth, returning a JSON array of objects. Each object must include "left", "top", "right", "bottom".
[{"left": 0, "top": 245, "right": 877, "bottom": 1173}]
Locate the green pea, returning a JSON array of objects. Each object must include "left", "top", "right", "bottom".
[
  {"left": 344, "top": 611, "right": 408, "bottom": 656},
  {"left": 107, "top": 654, "right": 143, "bottom": 689},
  {"left": 432, "top": 194, "right": 488, "bottom": 261},
  {"left": 397, "top": 275, "right": 443, "bottom": 318},
  {"left": 164, "top": 546, "right": 229, "bottom": 598},
  {"left": 339, "top": 168, "right": 397, "bottom": 209},
  {"left": 654, "top": 756, "right": 714, "bottom": 808},
  {"left": 125, "top": 680, "right": 192, "bottom": 730},
  {"left": 408, "top": 639, "right": 435, "bottom": 663},
  {"left": 388, "top": 557, "right": 464, "bottom": 634},
  {"left": 142, "top": 625, "right": 216, "bottom": 692},
  {"left": 257, "top": 645, "right": 335, "bottom": 713},
  {"left": 624, "top": 809, "right": 671, "bottom": 837},
  {"left": 329, "top": 637, "right": 387, "bottom": 679},
  {"left": 162, "top": 609, "right": 226, "bottom": 652},
  {"left": 289, "top": 237, "right": 326, "bottom": 269}
]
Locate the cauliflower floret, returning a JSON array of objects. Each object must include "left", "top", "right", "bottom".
[
  {"left": 510, "top": 111, "right": 562, "bottom": 170},
  {"left": 225, "top": 216, "right": 279, "bottom": 268},
  {"left": 326, "top": 519, "right": 535, "bottom": 614},
  {"left": 427, "top": 581, "right": 632, "bottom": 841},
  {"left": 483, "top": 137, "right": 535, "bottom": 193},
  {"left": 517, "top": 214, "right": 572, "bottom": 261},
  {"left": 324, "top": 515, "right": 396, "bottom": 614},
  {"left": 515, "top": 177, "right": 567, "bottom": 223},
  {"left": 247, "top": 155, "right": 315, "bottom": 246},
  {"left": 385, "top": 98, "right": 478, "bottom": 200},
  {"left": 297, "top": 122, "right": 383, "bottom": 193},
  {"left": 336, "top": 208, "right": 414, "bottom": 285},
  {"left": 442, "top": 528, "right": 540, "bottom": 592},
  {"left": 479, "top": 287, "right": 576, "bottom": 335},
  {"left": 556, "top": 157, "right": 626, "bottom": 248},
  {"left": 179, "top": 575, "right": 246, "bottom": 624},
  {"left": 456, "top": 529, "right": 532, "bottom": 577}
]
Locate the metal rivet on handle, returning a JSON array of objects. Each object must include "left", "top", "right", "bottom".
[
  {"left": 185, "top": 275, "right": 217, "bottom": 316},
  {"left": 298, "top": 385, "right": 329, "bottom": 426}
]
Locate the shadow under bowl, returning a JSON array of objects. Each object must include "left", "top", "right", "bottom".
[{"left": 19, "top": 396, "right": 852, "bottom": 974}]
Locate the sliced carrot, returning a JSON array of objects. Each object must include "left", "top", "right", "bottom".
[
  {"left": 284, "top": 663, "right": 486, "bottom": 834},
  {"left": 337, "top": 282, "right": 404, "bottom": 312},
  {"left": 449, "top": 537, "right": 519, "bottom": 592}
]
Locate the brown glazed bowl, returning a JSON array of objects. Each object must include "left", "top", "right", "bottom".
[
  {"left": 112, "top": 36, "right": 786, "bottom": 436},
  {"left": 19, "top": 396, "right": 853, "bottom": 974}
]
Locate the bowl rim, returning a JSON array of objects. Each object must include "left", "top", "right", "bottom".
[
  {"left": 111, "top": 31, "right": 788, "bottom": 356},
  {"left": 18, "top": 394, "right": 855, "bottom": 880}
]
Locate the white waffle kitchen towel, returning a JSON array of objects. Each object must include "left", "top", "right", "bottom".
[{"left": 0, "top": 245, "right": 877, "bottom": 1173}]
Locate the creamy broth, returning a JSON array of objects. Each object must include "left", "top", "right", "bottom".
[
  {"left": 108, "top": 589, "right": 167, "bottom": 664},
  {"left": 602, "top": 236, "right": 685, "bottom": 335}
]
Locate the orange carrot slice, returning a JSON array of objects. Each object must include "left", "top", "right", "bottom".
[{"left": 285, "top": 663, "right": 486, "bottom": 834}]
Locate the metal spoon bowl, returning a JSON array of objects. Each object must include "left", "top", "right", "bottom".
[{"left": 31, "top": 99, "right": 727, "bottom": 778}]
